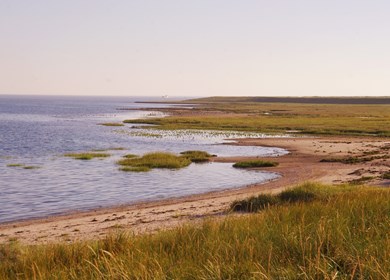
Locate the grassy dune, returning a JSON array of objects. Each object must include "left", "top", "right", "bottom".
[
  {"left": 1, "top": 183, "right": 389, "bottom": 279},
  {"left": 126, "top": 101, "right": 390, "bottom": 136}
]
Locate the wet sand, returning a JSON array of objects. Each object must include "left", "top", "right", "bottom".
[{"left": 0, "top": 136, "right": 388, "bottom": 244}]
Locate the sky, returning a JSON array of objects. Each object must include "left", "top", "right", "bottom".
[{"left": 0, "top": 0, "right": 389, "bottom": 97}]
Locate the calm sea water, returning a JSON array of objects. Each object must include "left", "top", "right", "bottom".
[{"left": 0, "top": 95, "right": 286, "bottom": 223}]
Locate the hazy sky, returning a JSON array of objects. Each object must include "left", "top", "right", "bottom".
[{"left": 1, "top": 0, "right": 389, "bottom": 97}]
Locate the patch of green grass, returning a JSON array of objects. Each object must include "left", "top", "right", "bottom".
[
  {"left": 117, "top": 152, "right": 192, "bottom": 171},
  {"left": 180, "top": 150, "right": 214, "bottom": 163},
  {"left": 22, "top": 166, "right": 41, "bottom": 170},
  {"left": 119, "top": 166, "right": 151, "bottom": 172},
  {"left": 64, "top": 152, "right": 111, "bottom": 160},
  {"left": 98, "top": 122, "right": 124, "bottom": 127},
  {"left": 0, "top": 183, "right": 389, "bottom": 279},
  {"left": 6, "top": 163, "right": 24, "bottom": 167},
  {"left": 122, "top": 154, "right": 138, "bottom": 159},
  {"left": 233, "top": 160, "right": 278, "bottom": 168}
]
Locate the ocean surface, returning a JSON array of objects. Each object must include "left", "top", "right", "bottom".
[{"left": 0, "top": 95, "right": 287, "bottom": 223}]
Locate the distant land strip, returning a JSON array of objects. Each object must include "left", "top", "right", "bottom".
[{"left": 186, "top": 96, "right": 390, "bottom": 105}]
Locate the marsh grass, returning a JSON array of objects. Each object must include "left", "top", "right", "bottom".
[
  {"left": 180, "top": 150, "right": 214, "bottom": 163},
  {"left": 233, "top": 160, "right": 278, "bottom": 168},
  {"left": 64, "top": 152, "right": 111, "bottom": 160},
  {"left": 122, "top": 154, "right": 138, "bottom": 159},
  {"left": 0, "top": 183, "right": 389, "bottom": 279},
  {"left": 119, "top": 166, "right": 151, "bottom": 172},
  {"left": 6, "top": 164, "right": 40, "bottom": 169},
  {"left": 98, "top": 122, "right": 124, "bottom": 127},
  {"left": 22, "top": 166, "right": 40, "bottom": 170},
  {"left": 117, "top": 152, "right": 191, "bottom": 171},
  {"left": 6, "top": 164, "right": 24, "bottom": 167},
  {"left": 126, "top": 101, "right": 390, "bottom": 136}
]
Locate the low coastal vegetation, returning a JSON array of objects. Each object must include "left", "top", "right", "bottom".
[
  {"left": 98, "top": 122, "right": 124, "bottom": 127},
  {"left": 64, "top": 152, "right": 111, "bottom": 160},
  {"left": 6, "top": 163, "right": 24, "bottom": 167},
  {"left": 125, "top": 99, "right": 390, "bottom": 136},
  {"left": 233, "top": 160, "right": 278, "bottom": 168},
  {"left": 118, "top": 151, "right": 213, "bottom": 172},
  {"left": 0, "top": 183, "right": 389, "bottom": 279},
  {"left": 117, "top": 152, "right": 192, "bottom": 171},
  {"left": 6, "top": 164, "right": 40, "bottom": 169},
  {"left": 180, "top": 150, "right": 214, "bottom": 163}
]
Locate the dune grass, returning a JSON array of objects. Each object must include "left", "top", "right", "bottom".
[
  {"left": 233, "top": 160, "right": 279, "bottom": 168},
  {"left": 0, "top": 183, "right": 389, "bottom": 279},
  {"left": 64, "top": 152, "right": 111, "bottom": 160},
  {"left": 117, "top": 152, "right": 192, "bottom": 171}
]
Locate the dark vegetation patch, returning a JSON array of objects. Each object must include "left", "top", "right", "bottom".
[
  {"left": 231, "top": 182, "right": 348, "bottom": 213},
  {"left": 98, "top": 123, "right": 124, "bottom": 127},
  {"left": 233, "top": 160, "right": 278, "bottom": 168},
  {"left": 64, "top": 152, "right": 111, "bottom": 160},
  {"left": 180, "top": 150, "right": 214, "bottom": 163}
]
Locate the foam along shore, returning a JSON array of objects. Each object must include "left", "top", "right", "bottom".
[{"left": 0, "top": 136, "right": 388, "bottom": 244}]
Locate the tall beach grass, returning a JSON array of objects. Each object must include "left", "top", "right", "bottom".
[{"left": 0, "top": 183, "right": 389, "bottom": 279}]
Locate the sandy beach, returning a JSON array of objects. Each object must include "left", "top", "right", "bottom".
[{"left": 0, "top": 136, "right": 388, "bottom": 244}]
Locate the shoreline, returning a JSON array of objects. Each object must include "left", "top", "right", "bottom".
[{"left": 1, "top": 136, "right": 388, "bottom": 244}]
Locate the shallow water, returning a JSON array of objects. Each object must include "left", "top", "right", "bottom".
[{"left": 0, "top": 96, "right": 286, "bottom": 223}]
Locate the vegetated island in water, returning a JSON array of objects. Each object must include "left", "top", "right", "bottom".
[{"left": 0, "top": 96, "right": 389, "bottom": 279}]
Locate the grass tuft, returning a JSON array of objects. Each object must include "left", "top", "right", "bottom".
[
  {"left": 22, "top": 166, "right": 41, "bottom": 170},
  {"left": 6, "top": 163, "right": 24, "bottom": 167},
  {"left": 64, "top": 152, "right": 111, "bottom": 160},
  {"left": 117, "top": 152, "right": 191, "bottom": 171},
  {"left": 180, "top": 150, "right": 214, "bottom": 163},
  {"left": 98, "top": 122, "right": 124, "bottom": 127},
  {"left": 119, "top": 166, "right": 151, "bottom": 172},
  {"left": 233, "top": 160, "right": 278, "bottom": 168},
  {"left": 122, "top": 154, "right": 138, "bottom": 159},
  {"left": 231, "top": 182, "right": 351, "bottom": 212}
]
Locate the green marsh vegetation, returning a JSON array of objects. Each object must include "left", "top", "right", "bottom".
[
  {"left": 98, "top": 122, "right": 124, "bottom": 127},
  {"left": 117, "top": 152, "right": 192, "bottom": 171},
  {"left": 6, "top": 164, "right": 40, "bottom": 169},
  {"left": 233, "top": 160, "right": 279, "bottom": 168},
  {"left": 64, "top": 152, "right": 111, "bottom": 160},
  {"left": 117, "top": 151, "right": 213, "bottom": 172},
  {"left": 6, "top": 163, "right": 24, "bottom": 167},
  {"left": 180, "top": 150, "right": 214, "bottom": 163},
  {"left": 126, "top": 99, "right": 390, "bottom": 137},
  {"left": 0, "top": 183, "right": 389, "bottom": 279}
]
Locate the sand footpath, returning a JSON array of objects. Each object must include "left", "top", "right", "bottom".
[{"left": 0, "top": 137, "right": 388, "bottom": 244}]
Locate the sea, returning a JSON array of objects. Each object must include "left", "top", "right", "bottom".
[{"left": 0, "top": 95, "right": 287, "bottom": 223}]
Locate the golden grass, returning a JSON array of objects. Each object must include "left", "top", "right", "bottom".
[{"left": 0, "top": 183, "right": 389, "bottom": 279}]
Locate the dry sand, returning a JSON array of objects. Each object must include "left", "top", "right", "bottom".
[{"left": 0, "top": 137, "right": 388, "bottom": 244}]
